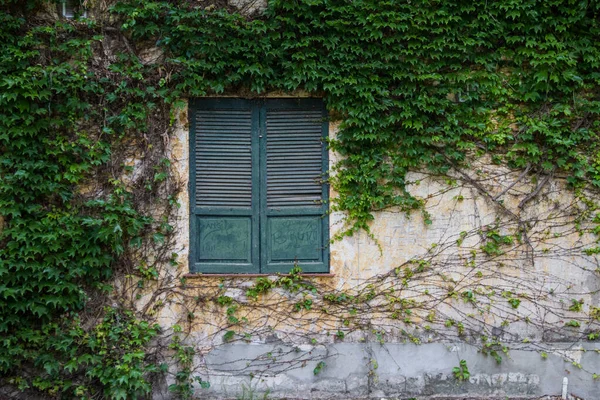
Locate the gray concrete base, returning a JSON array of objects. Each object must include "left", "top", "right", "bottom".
[{"left": 196, "top": 342, "right": 599, "bottom": 399}]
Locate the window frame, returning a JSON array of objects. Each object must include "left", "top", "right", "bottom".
[
  {"left": 60, "top": 0, "right": 87, "bottom": 19},
  {"left": 188, "top": 98, "right": 330, "bottom": 274}
]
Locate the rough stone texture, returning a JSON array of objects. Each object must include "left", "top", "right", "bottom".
[
  {"left": 228, "top": 0, "right": 268, "bottom": 14},
  {"left": 197, "top": 343, "right": 599, "bottom": 399},
  {"left": 148, "top": 100, "right": 600, "bottom": 399}
]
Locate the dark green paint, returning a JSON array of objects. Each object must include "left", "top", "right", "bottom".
[
  {"left": 189, "top": 98, "right": 260, "bottom": 273},
  {"left": 197, "top": 217, "right": 251, "bottom": 262},
  {"left": 261, "top": 99, "right": 329, "bottom": 274},
  {"left": 269, "top": 217, "right": 322, "bottom": 262},
  {"left": 189, "top": 98, "right": 329, "bottom": 274}
]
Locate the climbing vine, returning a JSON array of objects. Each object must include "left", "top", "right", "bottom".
[{"left": 2, "top": 0, "right": 600, "bottom": 398}]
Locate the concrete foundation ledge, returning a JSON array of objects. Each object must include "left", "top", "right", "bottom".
[{"left": 188, "top": 342, "right": 599, "bottom": 399}]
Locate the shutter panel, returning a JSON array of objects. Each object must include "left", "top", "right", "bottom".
[
  {"left": 190, "top": 99, "right": 259, "bottom": 273},
  {"left": 266, "top": 109, "right": 324, "bottom": 207},
  {"left": 261, "top": 99, "right": 329, "bottom": 274},
  {"left": 195, "top": 110, "right": 252, "bottom": 208}
]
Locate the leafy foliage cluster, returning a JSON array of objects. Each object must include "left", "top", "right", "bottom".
[
  {"left": 0, "top": 0, "right": 174, "bottom": 397},
  {"left": 2, "top": 0, "right": 600, "bottom": 398},
  {"left": 114, "top": 0, "right": 600, "bottom": 233}
]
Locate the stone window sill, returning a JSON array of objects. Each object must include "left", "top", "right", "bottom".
[{"left": 183, "top": 273, "right": 336, "bottom": 278}]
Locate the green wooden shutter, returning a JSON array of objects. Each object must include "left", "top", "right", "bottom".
[
  {"left": 189, "top": 99, "right": 260, "bottom": 273},
  {"left": 260, "top": 99, "right": 329, "bottom": 274}
]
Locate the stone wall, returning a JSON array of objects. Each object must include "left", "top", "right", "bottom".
[{"left": 142, "top": 100, "right": 600, "bottom": 399}]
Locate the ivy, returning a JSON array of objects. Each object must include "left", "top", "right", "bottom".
[
  {"left": 452, "top": 359, "right": 470, "bottom": 382},
  {"left": 0, "top": 4, "right": 165, "bottom": 397},
  {"left": 3, "top": 0, "right": 600, "bottom": 397},
  {"left": 110, "top": 0, "right": 600, "bottom": 234}
]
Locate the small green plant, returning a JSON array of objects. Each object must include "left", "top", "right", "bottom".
[
  {"left": 294, "top": 298, "right": 313, "bottom": 312},
  {"left": 246, "top": 278, "right": 275, "bottom": 300},
  {"left": 452, "top": 359, "right": 470, "bottom": 381},
  {"left": 227, "top": 305, "right": 240, "bottom": 324},
  {"left": 371, "top": 358, "right": 379, "bottom": 370},
  {"left": 223, "top": 330, "right": 236, "bottom": 342},
  {"left": 168, "top": 331, "right": 197, "bottom": 399},
  {"left": 480, "top": 228, "right": 514, "bottom": 256},
  {"left": 480, "top": 336, "right": 505, "bottom": 364},
  {"left": 508, "top": 297, "right": 521, "bottom": 309},
  {"left": 217, "top": 295, "right": 233, "bottom": 306},
  {"left": 569, "top": 299, "right": 584, "bottom": 312},
  {"left": 313, "top": 361, "right": 326, "bottom": 375},
  {"left": 461, "top": 290, "right": 475, "bottom": 303},
  {"left": 456, "top": 231, "right": 468, "bottom": 246}
]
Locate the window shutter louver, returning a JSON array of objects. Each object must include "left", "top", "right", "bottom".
[
  {"left": 266, "top": 109, "right": 324, "bottom": 208},
  {"left": 195, "top": 110, "right": 253, "bottom": 208}
]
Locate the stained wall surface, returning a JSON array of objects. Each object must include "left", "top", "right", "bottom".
[{"left": 150, "top": 100, "right": 600, "bottom": 399}]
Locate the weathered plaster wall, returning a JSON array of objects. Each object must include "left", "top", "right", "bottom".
[
  {"left": 145, "top": 100, "right": 600, "bottom": 399},
  {"left": 200, "top": 343, "right": 597, "bottom": 399}
]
